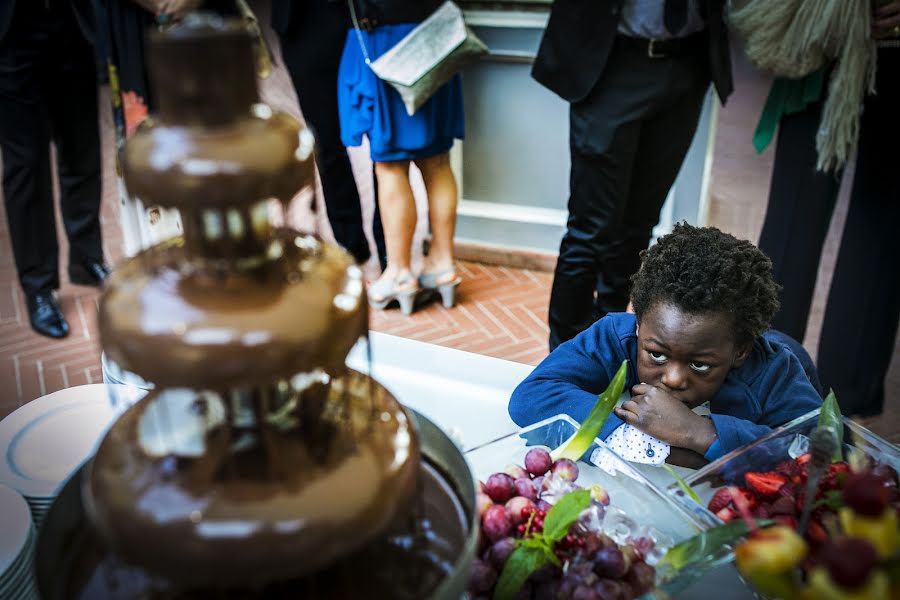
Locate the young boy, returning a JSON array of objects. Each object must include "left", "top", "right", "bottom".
[{"left": 508, "top": 223, "right": 823, "bottom": 464}]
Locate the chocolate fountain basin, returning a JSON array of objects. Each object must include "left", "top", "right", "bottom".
[{"left": 35, "top": 409, "right": 478, "bottom": 599}]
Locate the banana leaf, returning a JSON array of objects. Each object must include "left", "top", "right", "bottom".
[
  {"left": 551, "top": 360, "right": 628, "bottom": 462},
  {"left": 816, "top": 390, "right": 843, "bottom": 462}
]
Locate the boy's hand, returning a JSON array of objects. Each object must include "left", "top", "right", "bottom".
[{"left": 614, "top": 384, "right": 717, "bottom": 455}]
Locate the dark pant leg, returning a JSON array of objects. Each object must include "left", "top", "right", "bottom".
[
  {"left": 278, "top": 2, "right": 375, "bottom": 264},
  {"left": 549, "top": 113, "right": 640, "bottom": 350},
  {"left": 817, "top": 50, "right": 900, "bottom": 416},
  {"left": 757, "top": 101, "right": 842, "bottom": 342},
  {"left": 595, "top": 57, "right": 710, "bottom": 318},
  {"left": 0, "top": 4, "right": 60, "bottom": 295},
  {"left": 47, "top": 15, "right": 103, "bottom": 266}
]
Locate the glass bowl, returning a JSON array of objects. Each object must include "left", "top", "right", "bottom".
[
  {"left": 464, "top": 415, "right": 728, "bottom": 595},
  {"left": 668, "top": 408, "right": 900, "bottom": 533}
]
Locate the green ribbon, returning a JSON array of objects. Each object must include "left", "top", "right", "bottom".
[{"left": 752, "top": 67, "right": 827, "bottom": 154}]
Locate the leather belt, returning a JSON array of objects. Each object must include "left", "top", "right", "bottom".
[{"left": 616, "top": 30, "right": 707, "bottom": 59}]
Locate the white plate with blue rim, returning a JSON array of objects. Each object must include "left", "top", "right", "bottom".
[{"left": 0, "top": 385, "right": 117, "bottom": 502}]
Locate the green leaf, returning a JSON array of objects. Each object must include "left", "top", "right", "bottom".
[
  {"left": 542, "top": 489, "right": 591, "bottom": 543},
  {"left": 662, "top": 464, "right": 702, "bottom": 505},
  {"left": 816, "top": 390, "right": 844, "bottom": 462},
  {"left": 812, "top": 489, "right": 844, "bottom": 511},
  {"left": 493, "top": 546, "right": 547, "bottom": 600},
  {"left": 658, "top": 519, "right": 773, "bottom": 572},
  {"left": 552, "top": 360, "right": 628, "bottom": 462}
]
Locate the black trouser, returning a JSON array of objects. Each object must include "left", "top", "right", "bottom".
[
  {"left": 276, "top": 1, "right": 386, "bottom": 268},
  {"left": 549, "top": 34, "right": 711, "bottom": 349},
  {"left": 0, "top": 0, "right": 102, "bottom": 296},
  {"left": 758, "top": 48, "right": 900, "bottom": 416}
]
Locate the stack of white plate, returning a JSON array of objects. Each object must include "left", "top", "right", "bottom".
[
  {"left": 0, "top": 385, "right": 118, "bottom": 526},
  {"left": 0, "top": 484, "right": 37, "bottom": 599}
]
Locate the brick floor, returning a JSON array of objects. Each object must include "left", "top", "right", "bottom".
[{"left": 0, "top": 19, "right": 896, "bottom": 444}]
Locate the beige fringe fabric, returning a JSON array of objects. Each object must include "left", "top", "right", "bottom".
[{"left": 730, "top": 0, "right": 878, "bottom": 171}]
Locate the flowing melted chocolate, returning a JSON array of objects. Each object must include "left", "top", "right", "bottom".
[
  {"left": 72, "top": 458, "right": 467, "bottom": 599},
  {"left": 86, "top": 372, "right": 420, "bottom": 587},
  {"left": 85, "top": 17, "right": 470, "bottom": 597},
  {"left": 99, "top": 231, "right": 366, "bottom": 389}
]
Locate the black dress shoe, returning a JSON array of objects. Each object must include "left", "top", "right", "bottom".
[
  {"left": 69, "top": 261, "right": 111, "bottom": 287},
  {"left": 27, "top": 293, "right": 69, "bottom": 339}
]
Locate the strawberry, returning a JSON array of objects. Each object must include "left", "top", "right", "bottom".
[
  {"left": 807, "top": 520, "right": 828, "bottom": 544},
  {"left": 778, "top": 483, "right": 797, "bottom": 498},
  {"left": 773, "top": 515, "right": 798, "bottom": 529},
  {"left": 796, "top": 453, "right": 811, "bottom": 466},
  {"left": 716, "top": 507, "right": 736, "bottom": 522},
  {"left": 770, "top": 496, "right": 796, "bottom": 516},
  {"left": 828, "top": 462, "right": 850, "bottom": 475},
  {"left": 708, "top": 487, "right": 734, "bottom": 513},
  {"left": 752, "top": 503, "right": 772, "bottom": 519},
  {"left": 745, "top": 471, "right": 787, "bottom": 498},
  {"left": 738, "top": 488, "right": 759, "bottom": 510}
]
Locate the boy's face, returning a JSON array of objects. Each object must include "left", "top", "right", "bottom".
[{"left": 636, "top": 301, "right": 750, "bottom": 409}]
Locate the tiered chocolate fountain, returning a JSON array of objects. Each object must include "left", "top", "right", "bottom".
[{"left": 35, "top": 16, "right": 475, "bottom": 599}]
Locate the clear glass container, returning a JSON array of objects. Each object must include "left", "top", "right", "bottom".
[
  {"left": 668, "top": 408, "right": 900, "bottom": 536},
  {"left": 464, "top": 414, "right": 728, "bottom": 595}
]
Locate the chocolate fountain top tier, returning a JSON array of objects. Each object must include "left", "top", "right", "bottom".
[{"left": 122, "top": 17, "right": 314, "bottom": 211}]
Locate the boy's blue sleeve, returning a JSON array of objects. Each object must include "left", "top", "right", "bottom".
[
  {"left": 508, "top": 317, "right": 632, "bottom": 434},
  {"left": 708, "top": 344, "right": 822, "bottom": 456}
]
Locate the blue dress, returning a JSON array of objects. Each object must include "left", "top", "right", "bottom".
[{"left": 337, "top": 24, "right": 465, "bottom": 162}]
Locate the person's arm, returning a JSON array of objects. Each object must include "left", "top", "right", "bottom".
[
  {"left": 508, "top": 317, "right": 633, "bottom": 439},
  {"left": 707, "top": 348, "right": 822, "bottom": 460}
]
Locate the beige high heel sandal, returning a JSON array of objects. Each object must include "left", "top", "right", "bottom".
[
  {"left": 418, "top": 265, "right": 461, "bottom": 308},
  {"left": 368, "top": 272, "right": 419, "bottom": 316}
]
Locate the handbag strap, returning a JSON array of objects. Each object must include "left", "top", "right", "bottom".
[{"left": 347, "top": 0, "right": 374, "bottom": 66}]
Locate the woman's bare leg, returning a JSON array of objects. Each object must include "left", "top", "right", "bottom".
[
  {"left": 414, "top": 152, "right": 458, "bottom": 276},
  {"left": 372, "top": 160, "right": 417, "bottom": 291}
]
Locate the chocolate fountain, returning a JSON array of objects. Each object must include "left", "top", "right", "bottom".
[{"left": 34, "top": 16, "right": 476, "bottom": 599}]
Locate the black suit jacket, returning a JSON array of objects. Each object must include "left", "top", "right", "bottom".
[
  {"left": 532, "top": 0, "right": 732, "bottom": 104},
  {"left": 0, "top": 0, "right": 96, "bottom": 44}
]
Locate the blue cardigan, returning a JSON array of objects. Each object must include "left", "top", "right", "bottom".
[{"left": 508, "top": 313, "right": 822, "bottom": 460}]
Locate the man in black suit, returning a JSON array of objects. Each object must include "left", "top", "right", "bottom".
[
  {"left": 0, "top": 0, "right": 110, "bottom": 339},
  {"left": 535, "top": 0, "right": 732, "bottom": 350},
  {"left": 271, "top": 0, "right": 386, "bottom": 269}
]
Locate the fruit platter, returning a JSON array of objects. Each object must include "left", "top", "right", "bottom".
[
  {"left": 669, "top": 405, "right": 900, "bottom": 534},
  {"left": 668, "top": 398, "right": 900, "bottom": 599},
  {"left": 463, "top": 415, "right": 724, "bottom": 599}
]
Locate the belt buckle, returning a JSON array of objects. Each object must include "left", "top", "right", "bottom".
[{"left": 647, "top": 39, "right": 666, "bottom": 59}]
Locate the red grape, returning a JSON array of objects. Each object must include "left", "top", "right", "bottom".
[
  {"left": 524, "top": 447, "right": 553, "bottom": 476},
  {"left": 485, "top": 472, "right": 517, "bottom": 504},
  {"left": 592, "top": 547, "right": 628, "bottom": 579},
  {"left": 593, "top": 579, "right": 627, "bottom": 600},
  {"left": 476, "top": 492, "right": 493, "bottom": 517},
  {"left": 482, "top": 504, "right": 513, "bottom": 541},
  {"left": 488, "top": 536, "right": 517, "bottom": 569},
  {"left": 552, "top": 458, "right": 580, "bottom": 481},
  {"left": 467, "top": 558, "right": 497, "bottom": 594},
  {"left": 506, "top": 496, "right": 538, "bottom": 525},
  {"left": 505, "top": 463, "right": 529, "bottom": 480},
  {"left": 515, "top": 477, "right": 538, "bottom": 500},
  {"left": 626, "top": 561, "right": 656, "bottom": 596}
]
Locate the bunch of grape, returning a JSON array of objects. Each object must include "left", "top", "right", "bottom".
[{"left": 467, "top": 448, "right": 657, "bottom": 600}]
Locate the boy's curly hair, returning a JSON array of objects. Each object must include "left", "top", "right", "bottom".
[{"left": 630, "top": 222, "right": 780, "bottom": 347}]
